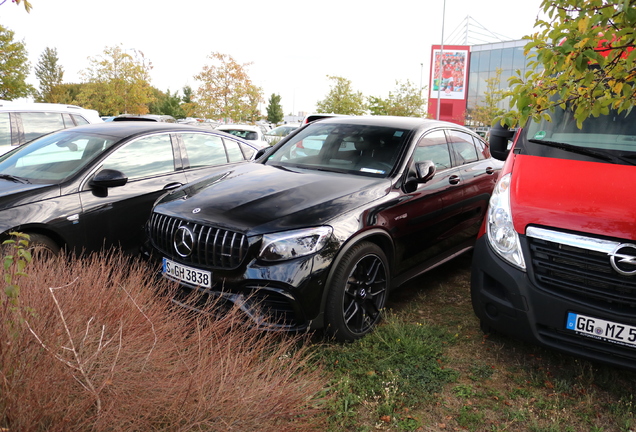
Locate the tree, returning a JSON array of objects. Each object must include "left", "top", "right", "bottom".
[
  {"left": 368, "top": 80, "right": 427, "bottom": 117},
  {"left": 180, "top": 85, "right": 198, "bottom": 118},
  {"left": 470, "top": 69, "right": 505, "bottom": 127},
  {"left": 505, "top": 0, "right": 636, "bottom": 128},
  {"left": 266, "top": 93, "right": 284, "bottom": 124},
  {"left": 34, "top": 47, "right": 65, "bottom": 103},
  {"left": 194, "top": 52, "right": 263, "bottom": 123},
  {"left": 0, "top": 24, "right": 34, "bottom": 100},
  {"left": 0, "top": 0, "right": 32, "bottom": 12},
  {"left": 76, "top": 45, "right": 155, "bottom": 116},
  {"left": 316, "top": 76, "right": 367, "bottom": 115},
  {"left": 148, "top": 88, "right": 186, "bottom": 119},
  {"left": 54, "top": 83, "right": 86, "bottom": 105}
]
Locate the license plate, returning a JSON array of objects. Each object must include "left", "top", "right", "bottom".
[
  {"left": 566, "top": 312, "right": 636, "bottom": 348},
  {"left": 162, "top": 258, "right": 211, "bottom": 288}
]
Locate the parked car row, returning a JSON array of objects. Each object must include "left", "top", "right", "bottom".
[{"left": 10, "top": 101, "right": 636, "bottom": 372}]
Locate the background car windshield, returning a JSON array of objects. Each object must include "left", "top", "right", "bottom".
[
  {"left": 266, "top": 123, "right": 408, "bottom": 177},
  {"left": 0, "top": 130, "right": 117, "bottom": 183},
  {"left": 526, "top": 106, "right": 636, "bottom": 152}
]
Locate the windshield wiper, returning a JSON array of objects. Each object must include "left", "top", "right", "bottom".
[
  {"left": 0, "top": 174, "right": 30, "bottom": 184},
  {"left": 528, "top": 139, "right": 636, "bottom": 165}
]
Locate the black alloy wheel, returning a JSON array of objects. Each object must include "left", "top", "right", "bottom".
[{"left": 325, "top": 241, "right": 389, "bottom": 342}]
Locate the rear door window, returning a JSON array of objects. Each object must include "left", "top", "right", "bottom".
[
  {"left": 71, "top": 114, "right": 90, "bottom": 126},
  {"left": 225, "top": 139, "right": 246, "bottom": 162},
  {"left": 180, "top": 133, "right": 228, "bottom": 167},
  {"left": 447, "top": 130, "right": 479, "bottom": 165},
  {"left": 20, "top": 112, "right": 66, "bottom": 143},
  {"left": 0, "top": 113, "right": 10, "bottom": 150}
]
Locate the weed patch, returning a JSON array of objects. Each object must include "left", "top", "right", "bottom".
[{"left": 0, "top": 250, "right": 329, "bottom": 431}]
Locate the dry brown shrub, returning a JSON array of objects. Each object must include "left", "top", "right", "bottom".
[{"left": 0, "top": 250, "right": 328, "bottom": 431}]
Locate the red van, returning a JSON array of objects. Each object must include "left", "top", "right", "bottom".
[{"left": 471, "top": 106, "right": 636, "bottom": 370}]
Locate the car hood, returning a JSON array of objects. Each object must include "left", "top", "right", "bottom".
[
  {"left": 156, "top": 163, "right": 392, "bottom": 234},
  {"left": 0, "top": 180, "right": 59, "bottom": 211},
  {"left": 511, "top": 154, "right": 636, "bottom": 240}
]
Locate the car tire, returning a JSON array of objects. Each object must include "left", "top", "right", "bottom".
[
  {"left": 325, "top": 241, "right": 389, "bottom": 342},
  {"left": 25, "top": 233, "right": 60, "bottom": 260}
]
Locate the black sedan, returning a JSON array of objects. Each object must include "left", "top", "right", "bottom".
[
  {"left": 146, "top": 116, "right": 502, "bottom": 341},
  {"left": 0, "top": 121, "right": 265, "bottom": 256}
]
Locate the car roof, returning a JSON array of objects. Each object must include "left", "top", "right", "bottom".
[
  {"left": 53, "top": 121, "right": 260, "bottom": 145},
  {"left": 217, "top": 124, "right": 261, "bottom": 131},
  {"left": 0, "top": 102, "right": 102, "bottom": 122},
  {"left": 312, "top": 115, "right": 472, "bottom": 133}
]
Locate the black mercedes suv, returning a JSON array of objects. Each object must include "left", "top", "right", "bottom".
[{"left": 146, "top": 116, "right": 502, "bottom": 341}]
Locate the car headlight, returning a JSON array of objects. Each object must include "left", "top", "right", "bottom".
[
  {"left": 259, "top": 226, "right": 333, "bottom": 262},
  {"left": 486, "top": 173, "right": 526, "bottom": 270}
]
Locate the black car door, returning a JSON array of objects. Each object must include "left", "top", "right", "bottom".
[
  {"left": 78, "top": 132, "right": 187, "bottom": 254},
  {"left": 447, "top": 129, "right": 499, "bottom": 236},
  {"left": 389, "top": 129, "right": 467, "bottom": 275}
]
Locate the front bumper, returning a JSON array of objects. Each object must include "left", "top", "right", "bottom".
[
  {"left": 471, "top": 235, "right": 636, "bottom": 371},
  {"left": 154, "top": 252, "right": 332, "bottom": 333}
]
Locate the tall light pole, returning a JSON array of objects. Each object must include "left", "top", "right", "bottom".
[{"left": 436, "top": 0, "right": 446, "bottom": 121}]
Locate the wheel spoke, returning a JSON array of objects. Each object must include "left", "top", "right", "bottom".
[{"left": 342, "top": 254, "right": 388, "bottom": 335}]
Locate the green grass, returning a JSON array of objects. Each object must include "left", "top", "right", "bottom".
[
  {"left": 310, "top": 313, "right": 458, "bottom": 430},
  {"left": 306, "top": 253, "right": 636, "bottom": 431}
]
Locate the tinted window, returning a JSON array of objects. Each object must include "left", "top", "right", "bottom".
[
  {"left": 0, "top": 130, "right": 116, "bottom": 183},
  {"left": 62, "top": 113, "right": 74, "bottom": 128},
  {"left": 21, "top": 112, "right": 65, "bottom": 142},
  {"left": 71, "top": 114, "right": 90, "bottom": 126},
  {"left": 225, "top": 139, "right": 246, "bottom": 163},
  {"left": 102, "top": 134, "right": 175, "bottom": 180},
  {"left": 448, "top": 130, "right": 478, "bottom": 164},
  {"left": 473, "top": 135, "right": 489, "bottom": 159},
  {"left": 0, "top": 113, "right": 10, "bottom": 149},
  {"left": 239, "top": 142, "right": 256, "bottom": 159},
  {"left": 181, "top": 133, "right": 227, "bottom": 168},
  {"left": 268, "top": 123, "right": 408, "bottom": 177},
  {"left": 415, "top": 130, "right": 451, "bottom": 170}
]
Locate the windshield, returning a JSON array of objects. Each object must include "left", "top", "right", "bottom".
[
  {"left": 526, "top": 106, "right": 636, "bottom": 153},
  {"left": 0, "top": 129, "right": 118, "bottom": 184},
  {"left": 265, "top": 122, "right": 409, "bottom": 177}
]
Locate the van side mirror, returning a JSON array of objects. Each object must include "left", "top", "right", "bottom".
[{"left": 489, "top": 123, "right": 515, "bottom": 161}]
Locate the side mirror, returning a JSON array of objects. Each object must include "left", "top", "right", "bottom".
[
  {"left": 415, "top": 161, "right": 436, "bottom": 183},
  {"left": 255, "top": 147, "right": 274, "bottom": 160},
  {"left": 89, "top": 169, "right": 128, "bottom": 189},
  {"left": 489, "top": 123, "right": 515, "bottom": 161},
  {"left": 405, "top": 160, "right": 436, "bottom": 193}
]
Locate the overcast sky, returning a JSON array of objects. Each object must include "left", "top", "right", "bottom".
[{"left": 2, "top": 0, "right": 544, "bottom": 116}]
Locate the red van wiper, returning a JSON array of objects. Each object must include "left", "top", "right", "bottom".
[{"left": 528, "top": 139, "right": 636, "bottom": 165}]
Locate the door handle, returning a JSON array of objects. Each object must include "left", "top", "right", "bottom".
[
  {"left": 449, "top": 175, "right": 461, "bottom": 185},
  {"left": 485, "top": 167, "right": 495, "bottom": 175},
  {"left": 163, "top": 182, "right": 183, "bottom": 190}
]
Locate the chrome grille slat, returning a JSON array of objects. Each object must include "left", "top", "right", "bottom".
[
  {"left": 148, "top": 212, "right": 249, "bottom": 270},
  {"left": 528, "top": 231, "right": 636, "bottom": 310}
]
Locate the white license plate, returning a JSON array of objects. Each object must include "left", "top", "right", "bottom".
[
  {"left": 163, "top": 258, "right": 211, "bottom": 288},
  {"left": 566, "top": 312, "right": 636, "bottom": 348}
]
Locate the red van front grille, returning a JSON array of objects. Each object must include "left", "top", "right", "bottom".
[{"left": 528, "top": 236, "right": 636, "bottom": 310}]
